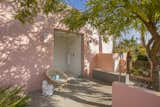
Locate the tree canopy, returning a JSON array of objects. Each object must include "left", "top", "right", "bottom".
[
  {"left": 1, "top": 0, "right": 160, "bottom": 70},
  {"left": 64, "top": 0, "right": 160, "bottom": 66},
  {"left": 11, "top": 0, "right": 66, "bottom": 23}
]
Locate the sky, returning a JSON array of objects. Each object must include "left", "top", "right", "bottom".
[{"left": 65, "top": 0, "right": 87, "bottom": 11}]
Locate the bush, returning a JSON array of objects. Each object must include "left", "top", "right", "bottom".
[
  {"left": 131, "top": 68, "right": 142, "bottom": 76},
  {"left": 137, "top": 55, "right": 148, "bottom": 61},
  {"left": 0, "top": 86, "right": 31, "bottom": 107}
]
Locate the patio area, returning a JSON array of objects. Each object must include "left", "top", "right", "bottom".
[{"left": 27, "top": 78, "right": 112, "bottom": 107}]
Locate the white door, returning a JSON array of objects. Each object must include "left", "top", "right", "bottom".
[
  {"left": 54, "top": 30, "right": 82, "bottom": 77},
  {"left": 67, "top": 35, "right": 81, "bottom": 77}
]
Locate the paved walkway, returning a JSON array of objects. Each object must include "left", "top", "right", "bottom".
[{"left": 28, "top": 78, "right": 112, "bottom": 107}]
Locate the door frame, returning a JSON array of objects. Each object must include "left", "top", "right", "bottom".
[{"left": 53, "top": 29, "right": 84, "bottom": 76}]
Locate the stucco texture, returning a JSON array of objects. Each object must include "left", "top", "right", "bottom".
[{"left": 0, "top": 2, "right": 100, "bottom": 92}]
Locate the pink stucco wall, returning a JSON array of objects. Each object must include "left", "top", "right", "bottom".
[
  {"left": 0, "top": 2, "right": 100, "bottom": 92},
  {"left": 91, "top": 53, "right": 128, "bottom": 74},
  {"left": 0, "top": 2, "right": 55, "bottom": 92},
  {"left": 89, "top": 53, "right": 114, "bottom": 78},
  {"left": 112, "top": 82, "right": 160, "bottom": 107},
  {"left": 94, "top": 54, "right": 114, "bottom": 72}
]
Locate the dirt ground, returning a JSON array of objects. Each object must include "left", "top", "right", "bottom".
[{"left": 27, "top": 78, "right": 112, "bottom": 107}]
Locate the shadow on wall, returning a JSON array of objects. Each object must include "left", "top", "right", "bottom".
[
  {"left": 0, "top": 2, "right": 101, "bottom": 91},
  {"left": 0, "top": 2, "right": 64, "bottom": 92}
]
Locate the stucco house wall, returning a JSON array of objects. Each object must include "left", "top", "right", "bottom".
[
  {"left": 0, "top": 1, "right": 105, "bottom": 92},
  {"left": 102, "top": 36, "right": 113, "bottom": 53}
]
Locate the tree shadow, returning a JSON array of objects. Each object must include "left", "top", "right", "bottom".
[
  {"left": 0, "top": 1, "right": 104, "bottom": 95},
  {"left": 54, "top": 78, "right": 112, "bottom": 107},
  {"left": 0, "top": 2, "right": 66, "bottom": 92},
  {"left": 28, "top": 78, "right": 112, "bottom": 107}
]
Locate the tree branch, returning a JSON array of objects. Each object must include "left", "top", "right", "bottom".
[
  {"left": 151, "top": 39, "right": 160, "bottom": 59},
  {"left": 133, "top": 12, "right": 148, "bottom": 25},
  {"left": 147, "top": 38, "right": 154, "bottom": 50},
  {"left": 145, "top": 22, "right": 160, "bottom": 40},
  {"left": 133, "top": 12, "right": 160, "bottom": 40},
  {"left": 140, "top": 34, "right": 146, "bottom": 47}
]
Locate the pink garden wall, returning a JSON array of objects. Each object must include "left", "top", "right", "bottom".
[
  {"left": 90, "top": 53, "right": 127, "bottom": 74},
  {"left": 95, "top": 54, "right": 114, "bottom": 72},
  {"left": 90, "top": 54, "right": 114, "bottom": 73},
  {"left": 0, "top": 2, "right": 100, "bottom": 92},
  {"left": 112, "top": 82, "right": 160, "bottom": 107}
]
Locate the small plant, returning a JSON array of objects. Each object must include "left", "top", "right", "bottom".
[
  {"left": 131, "top": 68, "right": 141, "bottom": 76},
  {"left": 0, "top": 86, "right": 31, "bottom": 107}
]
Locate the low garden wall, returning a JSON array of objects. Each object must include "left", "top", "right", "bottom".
[
  {"left": 92, "top": 53, "right": 127, "bottom": 73},
  {"left": 112, "top": 82, "right": 160, "bottom": 107},
  {"left": 95, "top": 54, "right": 114, "bottom": 72},
  {"left": 91, "top": 53, "right": 127, "bottom": 83}
]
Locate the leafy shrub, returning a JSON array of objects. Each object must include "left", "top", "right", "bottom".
[
  {"left": 131, "top": 68, "right": 142, "bottom": 76},
  {"left": 0, "top": 86, "right": 31, "bottom": 107},
  {"left": 137, "top": 55, "right": 148, "bottom": 61},
  {"left": 131, "top": 67, "right": 150, "bottom": 77}
]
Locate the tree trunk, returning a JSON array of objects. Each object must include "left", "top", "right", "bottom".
[
  {"left": 135, "top": 12, "right": 160, "bottom": 89},
  {"left": 144, "top": 22, "right": 160, "bottom": 81},
  {"left": 150, "top": 40, "right": 160, "bottom": 79},
  {"left": 146, "top": 38, "right": 160, "bottom": 83}
]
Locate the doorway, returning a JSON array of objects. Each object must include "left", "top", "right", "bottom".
[{"left": 53, "top": 29, "right": 82, "bottom": 77}]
